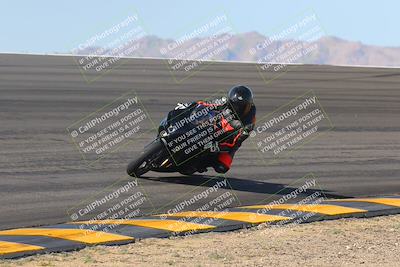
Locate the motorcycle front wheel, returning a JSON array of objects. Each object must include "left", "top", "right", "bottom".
[{"left": 126, "top": 139, "right": 166, "bottom": 177}]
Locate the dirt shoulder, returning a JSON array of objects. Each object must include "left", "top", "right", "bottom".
[{"left": 2, "top": 214, "right": 400, "bottom": 267}]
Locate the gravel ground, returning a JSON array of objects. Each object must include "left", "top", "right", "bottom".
[{"left": 2, "top": 214, "right": 400, "bottom": 267}]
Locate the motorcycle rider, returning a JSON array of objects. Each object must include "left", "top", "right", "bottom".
[{"left": 175, "top": 85, "right": 256, "bottom": 174}]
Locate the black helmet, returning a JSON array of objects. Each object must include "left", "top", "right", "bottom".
[{"left": 227, "top": 85, "right": 253, "bottom": 118}]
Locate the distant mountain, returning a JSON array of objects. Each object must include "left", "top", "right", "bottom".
[{"left": 71, "top": 32, "right": 400, "bottom": 67}]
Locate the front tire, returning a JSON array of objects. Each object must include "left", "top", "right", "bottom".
[{"left": 127, "top": 139, "right": 165, "bottom": 177}]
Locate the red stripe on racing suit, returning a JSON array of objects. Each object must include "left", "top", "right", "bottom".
[
  {"left": 220, "top": 129, "right": 243, "bottom": 149},
  {"left": 220, "top": 116, "right": 235, "bottom": 132}
]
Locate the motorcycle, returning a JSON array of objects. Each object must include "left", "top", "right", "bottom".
[{"left": 126, "top": 101, "right": 240, "bottom": 177}]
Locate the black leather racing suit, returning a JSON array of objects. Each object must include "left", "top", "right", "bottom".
[{"left": 179, "top": 97, "right": 256, "bottom": 173}]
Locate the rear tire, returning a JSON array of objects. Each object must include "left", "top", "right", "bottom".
[{"left": 127, "top": 139, "right": 166, "bottom": 177}]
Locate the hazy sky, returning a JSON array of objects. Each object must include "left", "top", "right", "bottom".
[{"left": 1, "top": 0, "right": 399, "bottom": 53}]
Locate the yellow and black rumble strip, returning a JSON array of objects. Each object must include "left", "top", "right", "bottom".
[{"left": 1, "top": 197, "right": 399, "bottom": 259}]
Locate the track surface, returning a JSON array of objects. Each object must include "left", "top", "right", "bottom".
[{"left": 0, "top": 54, "right": 399, "bottom": 230}]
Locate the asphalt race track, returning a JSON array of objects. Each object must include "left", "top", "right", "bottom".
[{"left": 0, "top": 54, "right": 399, "bottom": 230}]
